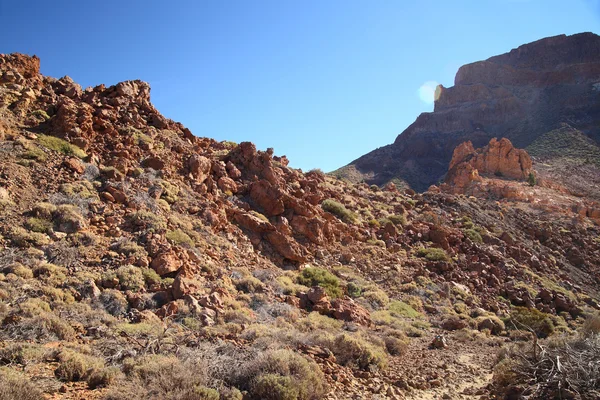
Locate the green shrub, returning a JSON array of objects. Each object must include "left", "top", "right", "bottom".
[
  {"left": 346, "top": 282, "right": 362, "bottom": 298},
  {"left": 416, "top": 247, "right": 449, "bottom": 262},
  {"left": 7, "top": 227, "right": 49, "bottom": 247},
  {"left": 0, "top": 367, "right": 44, "bottom": 400},
  {"left": 128, "top": 211, "right": 167, "bottom": 232},
  {"left": 0, "top": 343, "right": 47, "bottom": 365},
  {"left": 244, "top": 349, "right": 327, "bottom": 400},
  {"left": 297, "top": 267, "right": 342, "bottom": 298},
  {"left": 110, "top": 239, "right": 147, "bottom": 258},
  {"left": 54, "top": 204, "right": 86, "bottom": 233},
  {"left": 166, "top": 229, "right": 194, "bottom": 246},
  {"left": 55, "top": 349, "right": 104, "bottom": 382},
  {"left": 31, "top": 202, "right": 56, "bottom": 219},
  {"left": 158, "top": 180, "right": 179, "bottom": 204},
  {"left": 362, "top": 286, "right": 390, "bottom": 309},
  {"left": 321, "top": 199, "right": 357, "bottom": 223},
  {"left": 141, "top": 268, "right": 161, "bottom": 286},
  {"left": 464, "top": 228, "right": 483, "bottom": 243},
  {"left": 25, "top": 217, "right": 53, "bottom": 233},
  {"left": 388, "top": 300, "right": 423, "bottom": 319},
  {"left": 387, "top": 214, "right": 407, "bottom": 226},
  {"left": 332, "top": 334, "right": 388, "bottom": 370},
  {"left": 116, "top": 266, "right": 145, "bottom": 291},
  {"left": 21, "top": 146, "right": 47, "bottom": 162},
  {"left": 527, "top": 172, "right": 536, "bottom": 187},
  {"left": 37, "top": 134, "right": 86, "bottom": 158},
  {"left": 59, "top": 181, "right": 98, "bottom": 199},
  {"left": 253, "top": 374, "right": 299, "bottom": 400},
  {"left": 4, "top": 263, "right": 33, "bottom": 279},
  {"left": 507, "top": 307, "right": 554, "bottom": 338},
  {"left": 31, "top": 109, "right": 50, "bottom": 120}
]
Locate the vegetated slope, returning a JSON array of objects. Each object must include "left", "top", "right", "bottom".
[
  {"left": 0, "top": 53, "right": 599, "bottom": 400},
  {"left": 336, "top": 32, "right": 600, "bottom": 192}
]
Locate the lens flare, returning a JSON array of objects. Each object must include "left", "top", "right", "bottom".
[{"left": 418, "top": 81, "right": 439, "bottom": 104}]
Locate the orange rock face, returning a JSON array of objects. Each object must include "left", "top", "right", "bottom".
[{"left": 444, "top": 138, "right": 532, "bottom": 195}]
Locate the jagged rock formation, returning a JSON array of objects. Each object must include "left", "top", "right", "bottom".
[
  {"left": 443, "top": 137, "right": 532, "bottom": 194},
  {"left": 338, "top": 32, "right": 600, "bottom": 191}
]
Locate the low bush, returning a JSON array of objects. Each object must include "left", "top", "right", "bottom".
[
  {"left": 0, "top": 367, "right": 44, "bottom": 400},
  {"left": 387, "top": 214, "right": 407, "bottom": 226},
  {"left": 388, "top": 300, "right": 423, "bottom": 319},
  {"left": 416, "top": 247, "right": 449, "bottom": 262},
  {"left": 7, "top": 227, "right": 49, "bottom": 247},
  {"left": 332, "top": 334, "right": 388, "bottom": 370},
  {"left": 321, "top": 199, "right": 357, "bottom": 223},
  {"left": 507, "top": 306, "right": 554, "bottom": 338},
  {"left": 128, "top": 211, "right": 167, "bottom": 232},
  {"left": 583, "top": 312, "right": 600, "bottom": 337},
  {"left": 55, "top": 349, "right": 104, "bottom": 382},
  {"left": 166, "top": 229, "right": 194, "bottom": 247},
  {"left": 297, "top": 267, "right": 342, "bottom": 298},
  {"left": 242, "top": 349, "right": 328, "bottom": 400},
  {"left": 97, "top": 289, "right": 129, "bottom": 316},
  {"left": 25, "top": 217, "right": 53, "bottom": 233},
  {"left": 37, "top": 134, "right": 86, "bottom": 158},
  {"left": 116, "top": 266, "right": 145, "bottom": 291},
  {"left": 464, "top": 228, "right": 483, "bottom": 243},
  {"left": 53, "top": 204, "right": 86, "bottom": 233},
  {"left": 104, "top": 355, "right": 216, "bottom": 400},
  {"left": 110, "top": 239, "right": 147, "bottom": 258}
]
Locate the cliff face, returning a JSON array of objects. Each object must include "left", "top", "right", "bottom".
[
  {"left": 339, "top": 32, "right": 600, "bottom": 191},
  {"left": 442, "top": 138, "right": 532, "bottom": 195}
]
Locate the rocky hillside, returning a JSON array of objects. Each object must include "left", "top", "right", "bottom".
[
  {"left": 337, "top": 32, "right": 600, "bottom": 193},
  {"left": 0, "top": 53, "right": 600, "bottom": 400}
]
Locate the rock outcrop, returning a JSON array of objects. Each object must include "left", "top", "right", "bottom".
[
  {"left": 443, "top": 138, "right": 532, "bottom": 194},
  {"left": 339, "top": 32, "right": 600, "bottom": 191}
]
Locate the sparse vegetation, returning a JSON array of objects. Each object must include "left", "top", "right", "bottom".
[
  {"left": 321, "top": 199, "right": 357, "bottom": 223},
  {"left": 37, "top": 134, "right": 86, "bottom": 158},
  {"left": 166, "top": 229, "right": 194, "bottom": 246},
  {"left": 242, "top": 349, "right": 328, "bottom": 400},
  {"left": 416, "top": 247, "right": 449, "bottom": 262},
  {"left": 297, "top": 267, "right": 342, "bottom": 298}
]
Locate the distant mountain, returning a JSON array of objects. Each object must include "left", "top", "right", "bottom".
[{"left": 335, "top": 32, "right": 600, "bottom": 192}]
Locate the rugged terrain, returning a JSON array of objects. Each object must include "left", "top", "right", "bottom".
[
  {"left": 337, "top": 32, "right": 600, "bottom": 194},
  {"left": 0, "top": 50, "right": 599, "bottom": 400}
]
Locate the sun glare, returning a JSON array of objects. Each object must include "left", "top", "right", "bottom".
[{"left": 418, "top": 80, "right": 439, "bottom": 104}]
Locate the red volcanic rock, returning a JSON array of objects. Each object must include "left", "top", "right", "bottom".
[
  {"left": 265, "top": 231, "right": 306, "bottom": 262},
  {"left": 141, "top": 156, "right": 165, "bottom": 170},
  {"left": 330, "top": 298, "right": 371, "bottom": 326},
  {"left": 0, "top": 53, "right": 40, "bottom": 79},
  {"left": 63, "top": 157, "right": 85, "bottom": 174},
  {"left": 151, "top": 251, "right": 182, "bottom": 276},
  {"left": 250, "top": 179, "right": 285, "bottom": 216},
  {"left": 217, "top": 176, "right": 238, "bottom": 194},
  {"left": 444, "top": 138, "right": 532, "bottom": 195},
  {"left": 188, "top": 154, "right": 211, "bottom": 183}
]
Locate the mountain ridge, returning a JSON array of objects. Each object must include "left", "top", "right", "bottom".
[{"left": 337, "top": 32, "right": 600, "bottom": 192}]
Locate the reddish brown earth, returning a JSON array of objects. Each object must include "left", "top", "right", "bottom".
[{"left": 0, "top": 51, "right": 599, "bottom": 399}]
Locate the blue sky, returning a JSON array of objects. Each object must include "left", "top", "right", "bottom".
[{"left": 1, "top": 1, "right": 599, "bottom": 172}]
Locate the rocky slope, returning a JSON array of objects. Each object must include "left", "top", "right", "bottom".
[
  {"left": 0, "top": 53, "right": 599, "bottom": 399},
  {"left": 337, "top": 32, "right": 600, "bottom": 192}
]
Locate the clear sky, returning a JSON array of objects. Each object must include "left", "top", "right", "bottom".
[{"left": 1, "top": 1, "right": 599, "bottom": 172}]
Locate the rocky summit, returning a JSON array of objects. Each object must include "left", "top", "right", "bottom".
[
  {"left": 337, "top": 32, "right": 600, "bottom": 193},
  {"left": 0, "top": 40, "right": 600, "bottom": 400}
]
